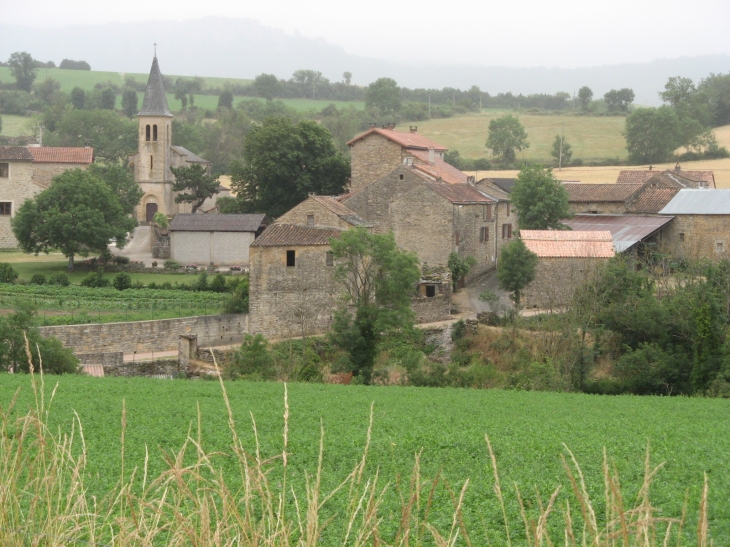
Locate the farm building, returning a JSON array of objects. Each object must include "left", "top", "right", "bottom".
[
  {"left": 275, "top": 194, "right": 372, "bottom": 230},
  {"left": 522, "top": 230, "right": 615, "bottom": 310},
  {"left": 563, "top": 215, "right": 674, "bottom": 253},
  {"left": 0, "top": 145, "right": 94, "bottom": 248},
  {"left": 168, "top": 213, "right": 268, "bottom": 265},
  {"left": 616, "top": 167, "right": 715, "bottom": 188},
  {"left": 657, "top": 189, "right": 730, "bottom": 260}
]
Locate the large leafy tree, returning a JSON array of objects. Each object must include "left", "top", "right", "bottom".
[
  {"left": 497, "top": 238, "right": 538, "bottom": 309},
  {"left": 54, "top": 109, "right": 137, "bottom": 163},
  {"left": 511, "top": 165, "right": 571, "bottom": 230},
  {"left": 8, "top": 51, "right": 38, "bottom": 92},
  {"left": 577, "top": 86, "right": 593, "bottom": 110},
  {"left": 12, "top": 170, "right": 136, "bottom": 271},
  {"left": 228, "top": 117, "right": 349, "bottom": 217},
  {"left": 624, "top": 106, "right": 683, "bottom": 164},
  {"left": 364, "top": 77, "right": 401, "bottom": 117},
  {"left": 330, "top": 228, "right": 420, "bottom": 383},
  {"left": 87, "top": 163, "right": 144, "bottom": 216},
  {"left": 171, "top": 164, "right": 221, "bottom": 213},
  {"left": 253, "top": 73, "right": 281, "bottom": 100},
  {"left": 604, "top": 88, "right": 635, "bottom": 112},
  {"left": 485, "top": 114, "right": 529, "bottom": 164},
  {"left": 121, "top": 88, "right": 138, "bottom": 118}
]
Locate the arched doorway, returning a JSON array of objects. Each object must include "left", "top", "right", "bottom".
[{"left": 146, "top": 202, "right": 158, "bottom": 222}]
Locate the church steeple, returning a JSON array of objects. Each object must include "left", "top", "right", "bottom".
[{"left": 139, "top": 56, "right": 172, "bottom": 117}]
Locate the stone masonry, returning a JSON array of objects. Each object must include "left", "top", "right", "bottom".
[
  {"left": 524, "top": 257, "right": 609, "bottom": 309},
  {"left": 658, "top": 214, "right": 730, "bottom": 261},
  {"left": 349, "top": 133, "right": 404, "bottom": 193}
]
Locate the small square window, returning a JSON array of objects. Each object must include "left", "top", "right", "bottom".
[
  {"left": 0, "top": 202, "right": 11, "bottom": 216},
  {"left": 286, "top": 250, "right": 296, "bottom": 267},
  {"left": 326, "top": 251, "right": 333, "bottom": 266},
  {"left": 717, "top": 242, "right": 724, "bottom": 253},
  {"left": 399, "top": 174, "right": 404, "bottom": 180},
  {"left": 679, "top": 233, "right": 685, "bottom": 242},
  {"left": 426, "top": 285, "right": 436, "bottom": 297},
  {"left": 0, "top": 163, "right": 8, "bottom": 178},
  {"left": 307, "top": 214, "right": 314, "bottom": 226}
]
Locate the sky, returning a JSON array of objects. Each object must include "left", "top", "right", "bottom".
[{"left": 2, "top": 0, "right": 729, "bottom": 69}]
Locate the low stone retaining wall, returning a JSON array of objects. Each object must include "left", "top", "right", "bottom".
[
  {"left": 104, "top": 359, "right": 180, "bottom": 377},
  {"left": 76, "top": 351, "right": 123, "bottom": 367},
  {"left": 40, "top": 314, "right": 249, "bottom": 354}
]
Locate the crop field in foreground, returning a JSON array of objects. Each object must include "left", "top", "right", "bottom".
[{"left": 0, "top": 375, "right": 728, "bottom": 545}]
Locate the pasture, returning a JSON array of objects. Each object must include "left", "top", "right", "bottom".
[{"left": 0, "top": 375, "right": 727, "bottom": 545}]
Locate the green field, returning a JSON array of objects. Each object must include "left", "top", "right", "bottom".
[
  {"left": 0, "top": 376, "right": 726, "bottom": 544},
  {"left": 397, "top": 109, "right": 628, "bottom": 162}
]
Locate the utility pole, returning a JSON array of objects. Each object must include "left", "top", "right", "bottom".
[{"left": 558, "top": 121, "right": 565, "bottom": 171}]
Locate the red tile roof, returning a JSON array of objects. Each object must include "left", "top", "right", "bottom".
[
  {"left": 564, "top": 183, "right": 642, "bottom": 202},
  {"left": 409, "top": 150, "right": 468, "bottom": 184},
  {"left": 346, "top": 127, "right": 448, "bottom": 151},
  {"left": 625, "top": 187, "right": 681, "bottom": 213},
  {"left": 251, "top": 224, "right": 343, "bottom": 247},
  {"left": 27, "top": 147, "right": 94, "bottom": 164},
  {"left": 617, "top": 169, "right": 715, "bottom": 187},
  {"left": 423, "top": 182, "right": 494, "bottom": 204},
  {"left": 0, "top": 147, "right": 34, "bottom": 161},
  {"left": 521, "top": 230, "right": 615, "bottom": 258}
]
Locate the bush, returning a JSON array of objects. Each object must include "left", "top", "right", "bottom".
[
  {"left": 164, "top": 260, "right": 182, "bottom": 270},
  {"left": 48, "top": 272, "right": 70, "bottom": 286},
  {"left": 80, "top": 268, "right": 110, "bottom": 288},
  {"left": 114, "top": 255, "right": 130, "bottom": 265},
  {"left": 227, "top": 334, "right": 275, "bottom": 380},
  {"left": 210, "top": 273, "right": 227, "bottom": 293},
  {"left": 112, "top": 272, "right": 132, "bottom": 291},
  {"left": 147, "top": 282, "right": 158, "bottom": 290},
  {"left": 29, "top": 273, "right": 46, "bottom": 285},
  {"left": 193, "top": 271, "right": 209, "bottom": 291},
  {"left": 152, "top": 211, "right": 169, "bottom": 228},
  {"left": 0, "top": 263, "right": 18, "bottom": 284},
  {"left": 224, "top": 276, "right": 249, "bottom": 314}
]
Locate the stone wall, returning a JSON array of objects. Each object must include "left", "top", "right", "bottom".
[
  {"left": 349, "top": 133, "right": 403, "bottom": 193},
  {"left": 276, "top": 197, "right": 353, "bottom": 229},
  {"left": 568, "top": 201, "right": 626, "bottom": 215},
  {"left": 150, "top": 222, "right": 170, "bottom": 259},
  {"left": 39, "top": 313, "right": 249, "bottom": 354},
  {"left": 658, "top": 214, "right": 730, "bottom": 261},
  {"left": 76, "top": 351, "right": 123, "bottom": 366},
  {"left": 104, "top": 359, "right": 181, "bottom": 377},
  {"left": 31, "top": 163, "right": 89, "bottom": 188},
  {"left": 0, "top": 160, "right": 35, "bottom": 247},
  {"left": 524, "top": 257, "right": 608, "bottom": 309},
  {"left": 249, "top": 244, "right": 338, "bottom": 339}
]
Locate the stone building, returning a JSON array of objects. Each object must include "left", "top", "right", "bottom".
[
  {"left": 564, "top": 183, "right": 644, "bottom": 215},
  {"left": 249, "top": 224, "right": 344, "bottom": 339},
  {"left": 343, "top": 166, "right": 514, "bottom": 281},
  {"left": 347, "top": 125, "right": 469, "bottom": 193},
  {"left": 128, "top": 56, "right": 212, "bottom": 222},
  {"left": 0, "top": 145, "right": 93, "bottom": 248},
  {"left": 657, "top": 189, "right": 730, "bottom": 260},
  {"left": 522, "top": 230, "right": 615, "bottom": 309},
  {"left": 168, "top": 213, "right": 268, "bottom": 265},
  {"left": 617, "top": 167, "right": 715, "bottom": 188},
  {"left": 276, "top": 194, "right": 372, "bottom": 229}
]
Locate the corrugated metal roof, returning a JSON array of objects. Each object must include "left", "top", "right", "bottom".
[
  {"left": 171, "top": 146, "right": 210, "bottom": 164},
  {"left": 169, "top": 213, "right": 267, "bottom": 232},
  {"left": 251, "top": 224, "right": 343, "bottom": 247},
  {"left": 563, "top": 214, "right": 674, "bottom": 252},
  {"left": 0, "top": 147, "right": 34, "bottom": 161},
  {"left": 521, "top": 230, "right": 615, "bottom": 258},
  {"left": 658, "top": 189, "right": 730, "bottom": 215}
]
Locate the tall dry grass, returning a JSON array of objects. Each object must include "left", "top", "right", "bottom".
[{"left": 0, "top": 345, "right": 712, "bottom": 546}]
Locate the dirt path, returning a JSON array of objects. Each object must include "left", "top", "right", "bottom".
[{"left": 110, "top": 226, "right": 155, "bottom": 267}]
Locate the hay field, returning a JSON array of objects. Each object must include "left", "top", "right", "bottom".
[
  {"left": 0, "top": 114, "right": 30, "bottom": 137},
  {"left": 468, "top": 123, "right": 730, "bottom": 188},
  {"left": 396, "top": 110, "right": 628, "bottom": 162}
]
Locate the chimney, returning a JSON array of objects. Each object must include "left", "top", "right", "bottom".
[
  {"left": 428, "top": 146, "right": 435, "bottom": 163},
  {"left": 410, "top": 126, "right": 418, "bottom": 133},
  {"left": 381, "top": 123, "right": 395, "bottom": 130},
  {"left": 649, "top": 165, "right": 652, "bottom": 171}
]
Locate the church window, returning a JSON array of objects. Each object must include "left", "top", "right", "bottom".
[
  {"left": 286, "top": 250, "right": 296, "bottom": 267},
  {"left": 153, "top": 125, "right": 158, "bottom": 141},
  {"left": 0, "top": 163, "right": 8, "bottom": 178},
  {"left": 0, "top": 202, "right": 11, "bottom": 216},
  {"left": 145, "top": 125, "right": 151, "bottom": 141},
  {"left": 150, "top": 155, "right": 154, "bottom": 170}
]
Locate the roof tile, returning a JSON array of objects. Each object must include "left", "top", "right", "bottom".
[
  {"left": 564, "top": 183, "right": 642, "bottom": 202},
  {"left": 625, "top": 187, "right": 681, "bottom": 213},
  {"left": 347, "top": 127, "right": 448, "bottom": 150},
  {"left": 617, "top": 169, "right": 715, "bottom": 187},
  {"left": 0, "top": 147, "right": 34, "bottom": 161},
  {"left": 423, "top": 182, "right": 494, "bottom": 204},
  {"left": 521, "top": 230, "right": 615, "bottom": 258},
  {"left": 169, "top": 213, "right": 267, "bottom": 232},
  {"left": 27, "top": 147, "right": 94, "bottom": 164},
  {"left": 251, "top": 224, "right": 343, "bottom": 247}
]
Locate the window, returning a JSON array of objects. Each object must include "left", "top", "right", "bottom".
[
  {"left": 679, "top": 233, "right": 685, "bottom": 242},
  {"left": 483, "top": 204, "right": 492, "bottom": 221},
  {"left": 0, "top": 202, "right": 11, "bottom": 216},
  {"left": 480, "top": 226, "right": 489, "bottom": 242},
  {"left": 506, "top": 202, "right": 511, "bottom": 216},
  {"left": 286, "top": 250, "right": 296, "bottom": 267},
  {"left": 307, "top": 214, "right": 314, "bottom": 226},
  {"left": 150, "top": 155, "right": 154, "bottom": 170},
  {"left": 153, "top": 124, "right": 158, "bottom": 141},
  {"left": 399, "top": 174, "right": 404, "bottom": 180},
  {"left": 145, "top": 125, "right": 151, "bottom": 141},
  {"left": 502, "top": 223, "right": 512, "bottom": 239},
  {"left": 326, "top": 251, "right": 334, "bottom": 266},
  {"left": 426, "top": 285, "right": 436, "bottom": 297},
  {"left": 0, "top": 163, "right": 8, "bottom": 178},
  {"left": 455, "top": 232, "right": 460, "bottom": 246},
  {"left": 717, "top": 242, "right": 724, "bottom": 253}
]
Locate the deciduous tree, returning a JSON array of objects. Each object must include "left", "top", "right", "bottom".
[
  {"left": 171, "top": 163, "right": 221, "bottom": 213},
  {"left": 497, "top": 238, "right": 538, "bottom": 309},
  {"left": 12, "top": 170, "right": 135, "bottom": 271},
  {"left": 604, "top": 88, "right": 635, "bottom": 112},
  {"left": 485, "top": 114, "right": 529, "bottom": 164},
  {"left": 330, "top": 228, "right": 421, "bottom": 383},
  {"left": 8, "top": 51, "right": 37, "bottom": 92},
  {"left": 624, "top": 106, "right": 683, "bottom": 164},
  {"left": 365, "top": 77, "right": 401, "bottom": 117},
  {"left": 253, "top": 73, "right": 281, "bottom": 100},
  {"left": 511, "top": 165, "right": 571, "bottom": 230},
  {"left": 54, "top": 109, "right": 137, "bottom": 163},
  {"left": 228, "top": 117, "right": 349, "bottom": 217},
  {"left": 87, "top": 163, "right": 143, "bottom": 216},
  {"left": 121, "top": 88, "right": 138, "bottom": 118},
  {"left": 550, "top": 134, "right": 572, "bottom": 165},
  {"left": 578, "top": 86, "right": 593, "bottom": 110}
]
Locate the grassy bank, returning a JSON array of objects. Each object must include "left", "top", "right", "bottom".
[{"left": 0, "top": 375, "right": 726, "bottom": 545}]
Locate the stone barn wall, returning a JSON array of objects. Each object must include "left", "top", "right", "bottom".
[
  {"left": 523, "top": 257, "right": 608, "bottom": 310},
  {"left": 659, "top": 214, "right": 730, "bottom": 261}
]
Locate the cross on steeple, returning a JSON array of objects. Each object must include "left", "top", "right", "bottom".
[{"left": 154, "top": 42, "right": 157, "bottom": 56}]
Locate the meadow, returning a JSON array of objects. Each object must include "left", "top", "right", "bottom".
[{"left": 0, "top": 375, "right": 727, "bottom": 545}]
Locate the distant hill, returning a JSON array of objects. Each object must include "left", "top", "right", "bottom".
[{"left": 1, "top": 17, "right": 728, "bottom": 105}]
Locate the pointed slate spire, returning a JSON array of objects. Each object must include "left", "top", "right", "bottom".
[{"left": 139, "top": 56, "right": 172, "bottom": 117}]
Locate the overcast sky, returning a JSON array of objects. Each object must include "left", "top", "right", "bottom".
[{"left": 4, "top": 0, "right": 729, "bottom": 68}]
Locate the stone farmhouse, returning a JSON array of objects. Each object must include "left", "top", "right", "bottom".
[
  {"left": 522, "top": 230, "right": 615, "bottom": 309},
  {"left": 616, "top": 166, "right": 715, "bottom": 188},
  {"left": 0, "top": 145, "right": 94, "bottom": 248},
  {"left": 128, "top": 56, "right": 213, "bottom": 223}
]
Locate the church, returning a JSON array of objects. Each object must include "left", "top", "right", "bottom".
[{"left": 128, "top": 56, "right": 212, "bottom": 223}]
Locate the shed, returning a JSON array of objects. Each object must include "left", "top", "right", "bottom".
[{"left": 168, "top": 213, "right": 268, "bottom": 265}]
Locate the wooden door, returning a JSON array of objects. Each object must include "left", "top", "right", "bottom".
[{"left": 146, "top": 203, "right": 158, "bottom": 222}]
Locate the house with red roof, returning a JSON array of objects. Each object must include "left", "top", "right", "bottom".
[
  {"left": 616, "top": 166, "right": 715, "bottom": 188},
  {"left": 346, "top": 125, "right": 469, "bottom": 193},
  {"left": 0, "top": 145, "right": 94, "bottom": 248}
]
